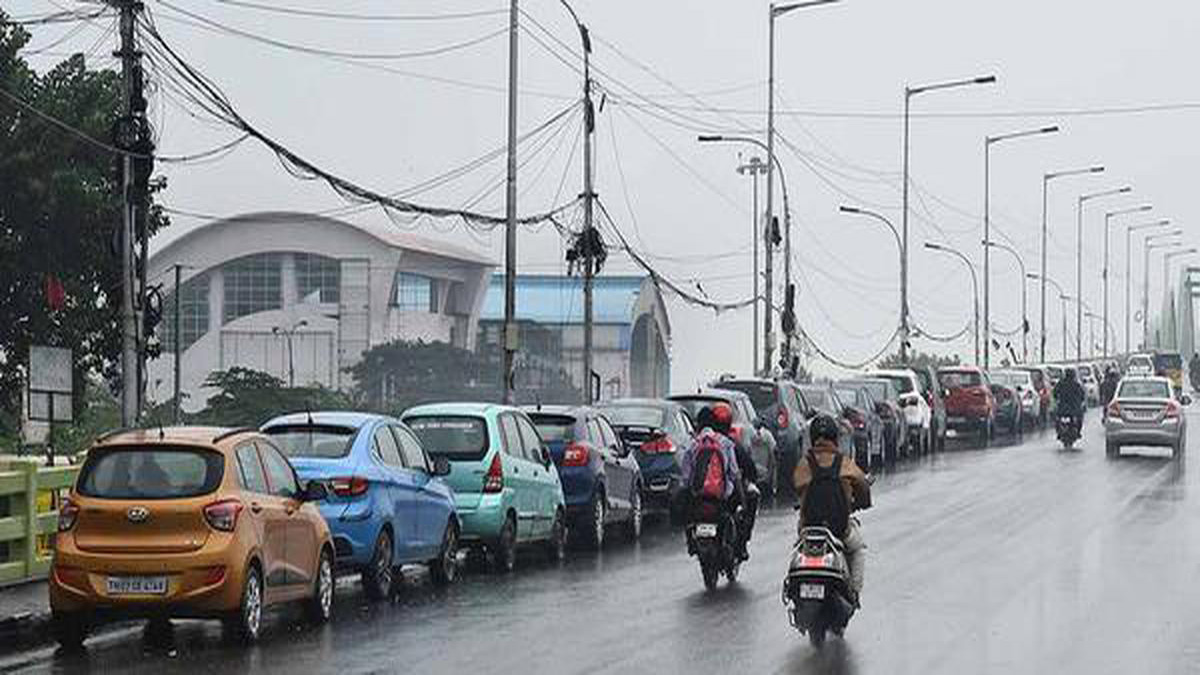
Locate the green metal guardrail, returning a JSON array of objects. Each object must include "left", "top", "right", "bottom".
[{"left": 0, "top": 459, "right": 78, "bottom": 586}]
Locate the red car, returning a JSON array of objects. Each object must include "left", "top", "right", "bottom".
[{"left": 937, "top": 366, "right": 996, "bottom": 445}]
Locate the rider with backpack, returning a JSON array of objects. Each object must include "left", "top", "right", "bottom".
[
  {"left": 680, "top": 403, "right": 754, "bottom": 559},
  {"left": 793, "top": 414, "right": 872, "bottom": 606}
]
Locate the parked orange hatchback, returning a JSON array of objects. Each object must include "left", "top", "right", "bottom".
[{"left": 49, "top": 427, "right": 335, "bottom": 648}]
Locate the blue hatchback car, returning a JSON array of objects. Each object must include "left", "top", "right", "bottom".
[{"left": 262, "top": 412, "right": 460, "bottom": 600}]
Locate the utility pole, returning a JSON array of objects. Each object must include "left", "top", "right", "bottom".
[
  {"left": 173, "top": 264, "right": 182, "bottom": 424},
  {"left": 502, "top": 0, "right": 519, "bottom": 404},
  {"left": 114, "top": 0, "right": 145, "bottom": 427},
  {"left": 764, "top": 6, "right": 778, "bottom": 378},
  {"left": 737, "top": 156, "right": 767, "bottom": 372}
]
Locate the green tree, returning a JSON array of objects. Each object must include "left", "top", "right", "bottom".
[
  {"left": 877, "top": 349, "right": 962, "bottom": 370},
  {"left": 0, "top": 15, "right": 170, "bottom": 423},
  {"left": 193, "top": 368, "right": 352, "bottom": 428}
]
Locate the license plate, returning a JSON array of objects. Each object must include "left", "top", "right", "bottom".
[
  {"left": 649, "top": 481, "right": 670, "bottom": 492},
  {"left": 694, "top": 523, "right": 718, "bottom": 538},
  {"left": 947, "top": 416, "right": 967, "bottom": 424},
  {"left": 106, "top": 575, "right": 167, "bottom": 596},
  {"left": 798, "top": 583, "right": 825, "bottom": 600}
]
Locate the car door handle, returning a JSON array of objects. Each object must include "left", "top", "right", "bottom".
[{"left": 513, "top": 467, "right": 521, "bottom": 474}]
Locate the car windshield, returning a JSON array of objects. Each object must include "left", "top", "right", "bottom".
[
  {"left": 599, "top": 405, "right": 668, "bottom": 428},
  {"left": 405, "top": 416, "right": 489, "bottom": 461},
  {"left": 1118, "top": 380, "right": 1171, "bottom": 399},
  {"left": 849, "top": 381, "right": 890, "bottom": 402},
  {"left": 77, "top": 447, "right": 224, "bottom": 500},
  {"left": 712, "top": 381, "right": 776, "bottom": 412},
  {"left": 1130, "top": 357, "right": 1153, "bottom": 369},
  {"left": 671, "top": 397, "right": 726, "bottom": 421},
  {"left": 263, "top": 424, "right": 357, "bottom": 459},
  {"left": 990, "top": 372, "right": 1026, "bottom": 388},
  {"left": 834, "top": 387, "right": 862, "bottom": 407},
  {"left": 800, "top": 388, "right": 831, "bottom": 410},
  {"left": 1154, "top": 353, "right": 1182, "bottom": 371},
  {"left": 878, "top": 375, "right": 914, "bottom": 394},
  {"left": 940, "top": 371, "right": 983, "bottom": 388},
  {"left": 1027, "top": 371, "right": 1045, "bottom": 388},
  {"left": 529, "top": 414, "right": 579, "bottom": 442}
]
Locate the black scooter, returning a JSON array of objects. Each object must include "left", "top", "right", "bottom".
[
  {"left": 1056, "top": 410, "right": 1082, "bottom": 449},
  {"left": 782, "top": 525, "right": 856, "bottom": 648},
  {"left": 687, "top": 498, "right": 742, "bottom": 591}
]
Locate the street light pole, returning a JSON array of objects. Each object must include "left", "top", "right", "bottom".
[
  {"left": 984, "top": 240, "right": 1027, "bottom": 362},
  {"left": 1041, "top": 166, "right": 1104, "bottom": 362},
  {"left": 1028, "top": 273, "right": 1067, "bottom": 361},
  {"left": 502, "top": 0, "right": 519, "bottom": 404},
  {"left": 1126, "top": 220, "right": 1171, "bottom": 353},
  {"left": 842, "top": 207, "right": 902, "bottom": 342},
  {"left": 1077, "top": 186, "right": 1132, "bottom": 360},
  {"left": 903, "top": 74, "right": 995, "bottom": 364},
  {"left": 699, "top": 135, "right": 793, "bottom": 373},
  {"left": 983, "top": 125, "right": 1059, "bottom": 369},
  {"left": 767, "top": 0, "right": 838, "bottom": 376},
  {"left": 1102, "top": 205, "right": 1152, "bottom": 357},
  {"left": 739, "top": 156, "right": 767, "bottom": 372},
  {"left": 925, "top": 242, "right": 980, "bottom": 364},
  {"left": 272, "top": 320, "right": 308, "bottom": 388}
]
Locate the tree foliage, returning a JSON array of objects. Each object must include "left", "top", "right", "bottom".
[
  {"left": 877, "top": 349, "right": 962, "bottom": 371},
  {"left": 0, "top": 15, "right": 170, "bottom": 423},
  {"left": 192, "top": 368, "right": 352, "bottom": 428}
]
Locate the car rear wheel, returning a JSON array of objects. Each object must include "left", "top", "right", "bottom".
[
  {"left": 625, "top": 488, "right": 643, "bottom": 540},
  {"left": 362, "top": 530, "right": 395, "bottom": 601},
  {"left": 224, "top": 564, "right": 263, "bottom": 644},
  {"left": 306, "top": 548, "right": 335, "bottom": 624},
  {"left": 430, "top": 521, "right": 460, "bottom": 586},
  {"left": 582, "top": 493, "right": 606, "bottom": 550},
  {"left": 491, "top": 515, "right": 517, "bottom": 573},
  {"left": 52, "top": 611, "right": 89, "bottom": 650}
]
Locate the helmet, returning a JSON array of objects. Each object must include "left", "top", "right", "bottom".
[
  {"left": 809, "top": 413, "right": 840, "bottom": 444},
  {"left": 710, "top": 402, "right": 734, "bottom": 435}
]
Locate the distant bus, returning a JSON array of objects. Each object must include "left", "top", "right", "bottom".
[{"left": 1153, "top": 351, "right": 1183, "bottom": 391}]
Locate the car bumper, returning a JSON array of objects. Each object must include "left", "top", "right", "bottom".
[
  {"left": 455, "top": 493, "right": 511, "bottom": 543},
  {"left": 945, "top": 415, "right": 989, "bottom": 431},
  {"left": 557, "top": 466, "right": 600, "bottom": 510},
  {"left": 1105, "top": 419, "right": 1183, "bottom": 447},
  {"left": 316, "top": 501, "right": 379, "bottom": 570},
  {"left": 640, "top": 471, "right": 683, "bottom": 509},
  {"left": 49, "top": 535, "right": 249, "bottom": 616}
]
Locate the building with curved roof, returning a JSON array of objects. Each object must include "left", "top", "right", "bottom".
[{"left": 147, "top": 212, "right": 494, "bottom": 411}]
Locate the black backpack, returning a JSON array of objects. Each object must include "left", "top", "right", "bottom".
[{"left": 802, "top": 453, "right": 849, "bottom": 539}]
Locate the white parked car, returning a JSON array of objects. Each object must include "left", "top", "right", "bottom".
[
  {"left": 990, "top": 370, "right": 1041, "bottom": 428},
  {"left": 867, "top": 369, "right": 933, "bottom": 454},
  {"left": 1126, "top": 354, "right": 1155, "bottom": 377}
]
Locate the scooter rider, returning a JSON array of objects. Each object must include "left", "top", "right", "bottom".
[
  {"left": 679, "top": 405, "right": 744, "bottom": 553},
  {"left": 793, "top": 414, "right": 872, "bottom": 606},
  {"left": 709, "top": 402, "right": 760, "bottom": 560},
  {"left": 1054, "top": 367, "right": 1087, "bottom": 425},
  {"left": 679, "top": 403, "right": 758, "bottom": 560}
]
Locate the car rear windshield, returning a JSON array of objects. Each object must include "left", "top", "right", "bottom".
[
  {"left": 1119, "top": 380, "right": 1171, "bottom": 399},
  {"left": 799, "top": 388, "right": 831, "bottom": 410},
  {"left": 1027, "top": 371, "right": 1045, "bottom": 388},
  {"left": 671, "top": 397, "right": 723, "bottom": 421},
  {"left": 529, "top": 414, "right": 579, "bottom": 442},
  {"left": 878, "top": 375, "right": 914, "bottom": 394},
  {"left": 940, "top": 371, "right": 983, "bottom": 388},
  {"left": 834, "top": 387, "right": 862, "bottom": 406},
  {"left": 405, "top": 416, "right": 489, "bottom": 461},
  {"left": 848, "top": 381, "right": 889, "bottom": 402},
  {"left": 1130, "top": 356, "right": 1153, "bottom": 369},
  {"left": 600, "top": 405, "right": 668, "bottom": 428},
  {"left": 990, "top": 372, "right": 1026, "bottom": 388},
  {"left": 712, "top": 381, "right": 776, "bottom": 412},
  {"left": 1154, "top": 353, "right": 1182, "bottom": 370},
  {"left": 263, "top": 424, "right": 356, "bottom": 459},
  {"left": 77, "top": 447, "right": 224, "bottom": 500}
]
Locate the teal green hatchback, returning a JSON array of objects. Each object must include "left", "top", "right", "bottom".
[{"left": 402, "top": 403, "right": 567, "bottom": 572}]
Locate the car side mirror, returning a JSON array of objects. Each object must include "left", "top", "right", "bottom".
[
  {"left": 541, "top": 447, "right": 553, "bottom": 467},
  {"left": 303, "top": 480, "right": 328, "bottom": 502},
  {"left": 1182, "top": 394, "right": 1193, "bottom": 407},
  {"left": 431, "top": 456, "right": 452, "bottom": 477}
]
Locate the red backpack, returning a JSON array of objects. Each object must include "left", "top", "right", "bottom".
[{"left": 690, "top": 432, "right": 727, "bottom": 501}]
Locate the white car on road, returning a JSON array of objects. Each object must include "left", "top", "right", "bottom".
[
  {"left": 990, "top": 370, "right": 1041, "bottom": 429},
  {"left": 867, "top": 369, "right": 933, "bottom": 454},
  {"left": 1126, "top": 354, "right": 1155, "bottom": 377}
]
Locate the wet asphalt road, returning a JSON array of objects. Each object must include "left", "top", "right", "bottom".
[{"left": 5, "top": 411, "right": 1200, "bottom": 675}]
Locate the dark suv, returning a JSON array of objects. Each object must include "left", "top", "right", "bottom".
[
  {"left": 909, "top": 364, "right": 948, "bottom": 453},
  {"left": 709, "top": 377, "right": 810, "bottom": 500},
  {"left": 669, "top": 389, "right": 778, "bottom": 499}
]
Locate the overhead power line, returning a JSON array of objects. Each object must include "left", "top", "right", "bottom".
[{"left": 204, "top": 0, "right": 507, "bottom": 22}]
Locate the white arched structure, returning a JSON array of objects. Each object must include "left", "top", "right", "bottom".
[{"left": 147, "top": 212, "right": 494, "bottom": 411}]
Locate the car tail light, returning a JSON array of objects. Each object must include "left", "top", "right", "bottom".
[
  {"left": 202, "top": 566, "right": 227, "bottom": 586},
  {"left": 483, "top": 453, "right": 504, "bottom": 493},
  {"left": 777, "top": 407, "right": 789, "bottom": 429},
  {"left": 330, "top": 476, "right": 369, "bottom": 497},
  {"left": 57, "top": 499, "right": 78, "bottom": 533},
  {"left": 53, "top": 565, "right": 86, "bottom": 591},
  {"left": 563, "top": 443, "right": 591, "bottom": 466},
  {"left": 1166, "top": 401, "right": 1181, "bottom": 419},
  {"left": 203, "top": 499, "right": 244, "bottom": 533},
  {"left": 1107, "top": 401, "right": 1121, "bottom": 418},
  {"left": 729, "top": 426, "right": 744, "bottom": 443},
  {"left": 641, "top": 435, "right": 674, "bottom": 454}
]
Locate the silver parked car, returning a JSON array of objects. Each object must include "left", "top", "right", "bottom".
[{"left": 1105, "top": 376, "right": 1189, "bottom": 458}]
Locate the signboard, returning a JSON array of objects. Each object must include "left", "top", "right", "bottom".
[{"left": 28, "top": 346, "right": 73, "bottom": 423}]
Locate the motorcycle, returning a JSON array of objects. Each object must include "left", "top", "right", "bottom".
[
  {"left": 1056, "top": 411, "right": 1082, "bottom": 449},
  {"left": 687, "top": 498, "right": 742, "bottom": 590},
  {"left": 782, "top": 525, "right": 856, "bottom": 649}
]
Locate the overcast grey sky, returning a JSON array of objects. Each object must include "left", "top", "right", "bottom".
[{"left": 15, "top": 0, "right": 1200, "bottom": 388}]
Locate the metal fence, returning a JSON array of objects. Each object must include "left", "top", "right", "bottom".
[{"left": 0, "top": 459, "right": 78, "bottom": 586}]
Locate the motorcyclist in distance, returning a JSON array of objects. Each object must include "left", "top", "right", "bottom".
[{"left": 1053, "top": 367, "right": 1087, "bottom": 427}]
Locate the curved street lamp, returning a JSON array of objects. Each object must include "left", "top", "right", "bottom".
[{"left": 925, "top": 242, "right": 980, "bottom": 364}]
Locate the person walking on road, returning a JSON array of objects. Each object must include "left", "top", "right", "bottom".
[{"left": 793, "top": 414, "right": 872, "bottom": 606}]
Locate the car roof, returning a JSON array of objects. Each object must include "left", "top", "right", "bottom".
[
  {"left": 402, "top": 402, "right": 518, "bottom": 417},
  {"left": 524, "top": 405, "right": 590, "bottom": 417},
  {"left": 671, "top": 388, "right": 749, "bottom": 401},
  {"left": 95, "top": 426, "right": 255, "bottom": 449},
  {"left": 262, "top": 410, "right": 392, "bottom": 429},
  {"left": 938, "top": 366, "right": 983, "bottom": 373},
  {"left": 600, "top": 398, "right": 678, "bottom": 409},
  {"left": 868, "top": 369, "right": 917, "bottom": 379}
]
